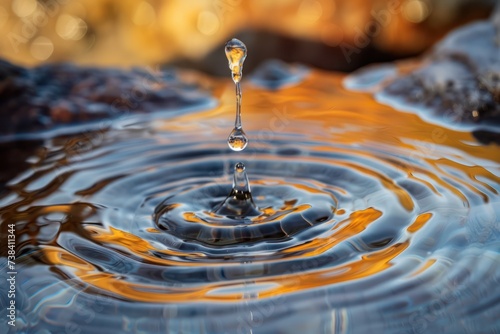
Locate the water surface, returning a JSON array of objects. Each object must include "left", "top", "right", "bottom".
[{"left": 1, "top": 68, "right": 499, "bottom": 334}]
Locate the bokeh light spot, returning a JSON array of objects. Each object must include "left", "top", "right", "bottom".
[
  {"left": 56, "top": 14, "right": 88, "bottom": 41},
  {"left": 12, "top": 0, "right": 37, "bottom": 18},
  {"left": 197, "top": 11, "right": 220, "bottom": 36},
  {"left": 30, "top": 36, "right": 54, "bottom": 60},
  {"left": 402, "top": 0, "right": 431, "bottom": 23},
  {"left": 132, "top": 1, "right": 156, "bottom": 26}
]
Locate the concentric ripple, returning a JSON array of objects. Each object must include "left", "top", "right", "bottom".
[
  {"left": 154, "top": 172, "right": 336, "bottom": 246},
  {"left": 1, "top": 70, "right": 499, "bottom": 333}
]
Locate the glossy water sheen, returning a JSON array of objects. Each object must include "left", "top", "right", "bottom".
[{"left": 1, "top": 69, "right": 499, "bottom": 334}]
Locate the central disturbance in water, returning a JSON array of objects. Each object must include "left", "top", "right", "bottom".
[
  {"left": 214, "top": 162, "right": 260, "bottom": 217},
  {"left": 152, "top": 39, "right": 340, "bottom": 247},
  {"left": 225, "top": 38, "right": 249, "bottom": 151},
  {"left": 153, "top": 161, "right": 337, "bottom": 246}
]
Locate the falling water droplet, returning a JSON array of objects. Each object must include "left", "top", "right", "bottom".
[{"left": 225, "top": 38, "right": 249, "bottom": 151}]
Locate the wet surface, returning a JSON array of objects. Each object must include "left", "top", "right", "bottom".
[
  {"left": 0, "top": 60, "right": 215, "bottom": 136},
  {"left": 346, "top": 7, "right": 500, "bottom": 134},
  {"left": 0, "top": 61, "right": 499, "bottom": 333}
]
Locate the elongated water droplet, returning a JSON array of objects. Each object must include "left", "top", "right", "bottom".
[{"left": 225, "top": 38, "right": 249, "bottom": 151}]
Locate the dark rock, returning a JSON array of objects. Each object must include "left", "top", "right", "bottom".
[
  {"left": 346, "top": 5, "right": 500, "bottom": 133},
  {"left": 0, "top": 61, "right": 214, "bottom": 136},
  {"left": 249, "top": 60, "right": 310, "bottom": 90},
  {"left": 472, "top": 129, "right": 500, "bottom": 144}
]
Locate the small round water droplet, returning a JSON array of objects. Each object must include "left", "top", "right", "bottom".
[
  {"left": 225, "top": 38, "right": 247, "bottom": 84},
  {"left": 232, "top": 162, "right": 250, "bottom": 194},
  {"left": 228, "top": 127, "right": 248, "bottom": 151}
]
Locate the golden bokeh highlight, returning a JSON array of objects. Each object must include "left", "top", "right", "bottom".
[
  {"left": 56, "top": 14, "right": 87, "bottom": 40},
  {"left": 30, "top": 36, "right": 54, "bottom": 60},
  {"left": 0, "top": 0, "right": 492, "bottom": 67},
  {"left": 402, "top": 0, "right": 431, "bottom": 23},
  {"left": 12, "top": 0, "right": 37, "bottom": 18}
]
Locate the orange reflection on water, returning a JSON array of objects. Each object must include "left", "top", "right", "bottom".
[
  {"left": 33, "top": 69, "right": 499, "bottom": 304},
  {"left": 40, "top": 208, "right": 410, "bottom": 303},
  {"left": 283, "top": 207, "right": 382, "bottom": 257},
  {"left": 87, "top": 226, "right": 208, "bottom": 265},
  {"left": 407, "top": 212, "right": 432, "bottom": 233},
  {"left": 163, "top": 69, "right": 499, "bottom": 206},
  {"left": 43, "top": 245, "right": 96, "bottom": 273},
  {"left": 43, "top": 243, "right": 242, "bottom": 302},
  {"left": 409, "top": 258, "right": 437, "bottom": 277},
  {"left": 246, "top": 240, "right": 408, "bottom": 300}
]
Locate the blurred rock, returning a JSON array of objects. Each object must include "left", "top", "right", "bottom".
[
  {"left": 173, "top": 29, "right": 409, "bottom": 76},
  {"left": 347, "top": 5, "right": 500, "bottom": 140},
  {"left": 249, "top": 59, "right": 310, "bottom": 90},
  {"left": 0, "top": 60, "right": 213, "bottom": 135},
  {"left": 382, "top": 17, "right": 500, "bottom": 124},
  {"left": 0, "top": 140, "right": 41, "bottom": 194}
]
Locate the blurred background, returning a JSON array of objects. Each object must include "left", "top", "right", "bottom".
[{"left": 0, "top": 0, "right": 496, "bottom": 74}]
